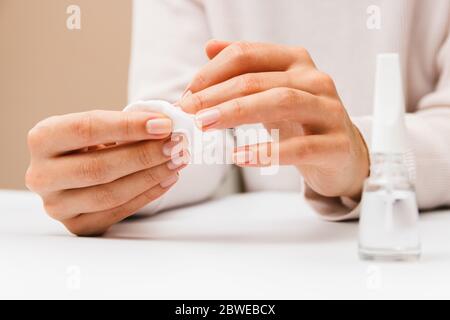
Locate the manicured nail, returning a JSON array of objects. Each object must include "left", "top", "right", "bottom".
[
  {"left": 233, "top": 150, "right": 255, "bottom": 165},
  {"left": 182, "top": 90, "right": 192, "bottom": 99},
  {"left": 146, "top": 118, "right": 172, "bottom": 135},
  {"left": 160, "top": 174, "right": 179, "bottom": 188},
  {"left": 163, "top": 140, "right": 184, "bottom": 157},
  {"left": 172, "top": 133, "right": 185, "bottom": 142},
  {"left": 175, "top": 90, "right": 192, "bottom": 109},
  {"left": 163, "top": 141, "right": 176, "bottom": 157},
  {"left": 167, "top": 151, "right": 191, "bottom": 170},
  {"left": 195, "top": 109, "right": 221, "bottom": 128}
]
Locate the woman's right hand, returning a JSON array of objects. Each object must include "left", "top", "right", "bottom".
[{"left": 25, "top": 110, "right": 189, "bottom": 236}]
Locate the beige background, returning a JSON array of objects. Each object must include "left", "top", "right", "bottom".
[{"left": 0, "top": 0, "right": 132, "bottom": 189}]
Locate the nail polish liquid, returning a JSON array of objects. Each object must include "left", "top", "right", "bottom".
[
  {"left": 358, "top": 53, "right": 421, "bottom": 261},
  {"left": 358, "top": 154, "right": 421, "bottom": 261}
]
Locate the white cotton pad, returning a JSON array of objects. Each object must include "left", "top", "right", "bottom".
[
  {"left": 124, "top": 100, "right": 198, "bottom": 144},
  {"left": 124, "top": 100, "right": 234, "bottom": 165}
]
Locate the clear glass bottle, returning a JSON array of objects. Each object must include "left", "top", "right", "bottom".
[
  {"left": 358, "top": 53, "right": 421, "bottom": 261},
  {"left": 358, "top": 153, "right": 421, "bottom": 261}
]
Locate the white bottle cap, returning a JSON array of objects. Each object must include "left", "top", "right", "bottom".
[{"left": 372, "top": 53, "right": 408, "bottom": 154}]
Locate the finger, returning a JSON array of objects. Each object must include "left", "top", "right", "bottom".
[
  {"left": 39, "top": 138, "right": 186, "bottom": 192},
  {"left": 194, "top": 88, "right": 330, "bottom": 130},
  {"left": 180, "top": 70, "right": 338, "bottom": 114},
  {"left": 28, "top": 110, "right": 172, "bottom": 157},
  {"left": 205, "top": 39, "right": 232, "bottom": 59},
  {"left": 62, "top": 179, "right": 179, "bottom": 237},
  {"left": 44, "top": 156, "right": 188, "bottom": 220},
  {"left": 179, "top": 72, "right": 291, "bottom": 113},
  {"left": 187, "top": 42, "right": 306, "bottom": 93},
  {"left": 232, "top": 135, "right": 340, "bottom": 167}
]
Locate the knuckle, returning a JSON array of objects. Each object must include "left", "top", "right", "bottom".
[
  {"left": 318, "top": 72, "right": 333, "bottom": 84},
  {"left": 78, "top": 156, "right": 108, "bottom": 184},
  {"left": 192, "top": 73, "right": 208, "bottom": 89},
  {"left": 43, "top": 198, "right": 63, "bottom": 221},
  {"left": 142, "top": 168, "right": 161, "bottom": 185},
  {"left": 24, "top": 168, "right": 35, "bottom": 191},
  {"left": 94, "top": 186, "right": 118, "bottom": 208},
  {"left": 136, "top": 142, "right": 155, "bottom": 168},
  {"left": 296, "top": 140, "right": 314, "bottom": 159},
  {"left": 333, "top": 103, "right": 347, "bottom": 118},
  {"left": 277, "top": 87, "right": 299, "bottom": 106},
  {"left": 143, "top": 187, "right": 164, "bottom": 202},
  {"left": 322, "top": 101, "right": 347, "bottom": 131},
  {"left": 191, "top": 93, "right": 207, "bottom": 112},
  {"left": 294, "top": 46, "right": 308, "bottom": 56},
  {"left": 120, "top": 112, "right": 133, "bottom": 140},
  {"left": 328, "top": 100, "right": 347, "bottom": 121},
  {"left": 231, "top": 99, "right": 245, "bottom": 119},
  {"left": 229, "top": 41, "right": 253, "bottom": 64},
  {"left": 72, "top": 111, "right": 96, "bottom": 144},
  {"left": 27, "top": 121, "right": 51, "bottom": 152},
  {"left": 315, "top": 72, "right": 336, "bottom": 93},
  {"left": 293, "top": 46, "right": 312, "bottom": 62},
  {"left": 285, "top": 69, "right": 299, "bottom": 85},
  {"left": 339, "top": 135, "right": 352, "bottom": 155},
  {"left": 27, "top": 127, "right": 42, "bottom": 150},
  {"left": 25, "top": 167, "right": 47, "bottom": 192},
  {"left": 142, "top": 169, "right": 157, "bottom": 185},
  {"left": 237, "top": 74, "right": 261, "bottom": 94}
]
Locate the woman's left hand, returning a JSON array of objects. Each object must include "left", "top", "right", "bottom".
[{"left": 178, "top": 40, "right": 369, "bottom": 200}]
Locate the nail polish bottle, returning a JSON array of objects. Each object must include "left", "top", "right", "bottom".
[{"left": 358, "top": 54, "right": 421, "bottom": 261}]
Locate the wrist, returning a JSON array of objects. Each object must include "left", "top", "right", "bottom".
[{"left": 345, "top": 124, "right": 370, "bottom": 201}]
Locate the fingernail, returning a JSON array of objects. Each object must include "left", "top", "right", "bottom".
[
  {"left": 163, "top": 140, "right": 183, "bottom": 157},
  {"left": 172, "top": 133, "right": 184, "bottom": 142},
  {"left": 182, "top": 90, "right": 192, "bottom": 99},
  {"left": 167, "top": 151, "right": 191, "bottom": 170},
  {"left": 175, "top": 90, "right": 193, "bottom": 109},
  {"left": 195, "top": 109, "right": 221, "bottom": 128},
  {"left": 146, "top": 118, "right": 172, "bottom": 135},
  {"left": 160, "top": 174, "right": 179, "bottom": 188},
  {"left": 233, "top": 150, "right": 255, "bottom": 164}
]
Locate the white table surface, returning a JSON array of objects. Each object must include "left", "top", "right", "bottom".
[{"left": 0, "top": 190, "right": 449, "bottom": 300}]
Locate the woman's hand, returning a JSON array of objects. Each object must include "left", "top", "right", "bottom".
[
  {"left": 26, "top": 110, "right": 189, "bottom": 236},
  {"left": 178, "top": 40, "right": 369, "bottom": 199}
]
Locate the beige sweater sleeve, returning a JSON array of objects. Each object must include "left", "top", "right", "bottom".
[{"left": 304, "top": 28, "right": 450, "bottom": 221}]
